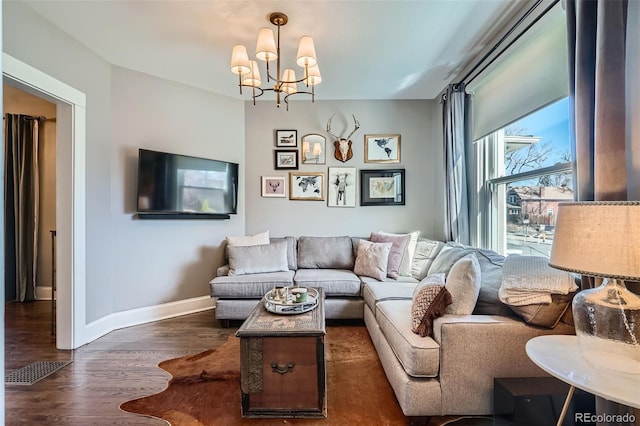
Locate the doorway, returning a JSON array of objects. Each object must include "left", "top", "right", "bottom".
[
  {"left": 3, "top": 85, "right": 57, "bottom": 306},
  {"left": 3, "top": 52, "right": 87, "bottom": 350}
]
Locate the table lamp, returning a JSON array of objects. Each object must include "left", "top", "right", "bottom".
[{"left": 549, "top": 201, "right": 640, "bottom": 375}]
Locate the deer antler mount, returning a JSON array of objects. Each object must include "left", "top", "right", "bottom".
[{"left": 327, "top": 114, "right": 360, "bottom": 163}]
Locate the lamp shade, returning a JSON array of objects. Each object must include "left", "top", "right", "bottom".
[
  {"left": 256, "top": 27, "right": 277, "bottom": 62},
  {"left": 312, "top": 142, "right": 322, "bottom": 156},
  {"left": 281, "top": 69, "right": 298, "bottom": 94},
  {"left": 296, "top": 36, "right": 318, "bottom": 67},
  {"left": 549, "top": 201, "right": 640, "bottom": 281},
  {"left": 242, "top": 60, "right": 262, "bottom": 87},
  {"left": 230, "top": 45, "right": 251, "bottom": 75},
  {"left": 304, "top": 64, "right": 322, "bottom": 86}
]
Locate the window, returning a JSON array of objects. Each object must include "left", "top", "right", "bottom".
[{"left": 473, "top": 98, "right": 574, "bottom": 256}]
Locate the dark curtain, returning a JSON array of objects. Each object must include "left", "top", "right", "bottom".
[
  {"left": 442, "top": 84, "right": 471, "bottom": 245},
  {"left": 4, "top": 114, "right": 40, "bottom": 302},
  {"left": 567, "top": 0, "right": 630, "bottom": 202}
]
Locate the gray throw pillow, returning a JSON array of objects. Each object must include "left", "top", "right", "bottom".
[
  {"left": 227, "top": 241, "right": 289, "bottom": 276},
  {"left": 297, "top": 236, "right": 355, "bottom": 269},
  {"left": 270, "top": 236, "right": 297, "bottom": 271}
]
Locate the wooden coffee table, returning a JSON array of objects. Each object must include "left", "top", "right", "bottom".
[{"left": 236, "top": 288, "right": 326, "bottom": 418}]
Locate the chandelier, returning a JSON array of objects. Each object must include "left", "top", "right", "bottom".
[{"left": 230, "top": 12, "right": 321, "bottom": 110}]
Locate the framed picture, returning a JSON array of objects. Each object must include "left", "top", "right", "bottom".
[
  {"left": 261, "top": 176, "right": 286, "bottom": 198},
  {"left": 364, "top": 134, "right": 401, "bottom": 163},
  {"left": 328, "top": 167, "right": 357, "bottom": 207},
  {"left": 275, "top": 129, "right": 297, "bottom": 147},
  {"left": 301, "top": 134, "right": 326, "bottom": 164},
  {"left": 289, "top": 172, "right": 325, "bottom": 201},
  {"left": 274, "top": 150, "right": 298, "bottom": 170},
  {"left": 360, "top": 169, "right": 405, "bottom": 206}
]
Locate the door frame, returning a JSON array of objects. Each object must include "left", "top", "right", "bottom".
[{"left": 3, "top": 52, "right": 87, "bottom": 350}]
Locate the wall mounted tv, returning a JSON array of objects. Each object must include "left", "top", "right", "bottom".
[{"left": 135, "top": 149, "right": 239, "bottom": 219}]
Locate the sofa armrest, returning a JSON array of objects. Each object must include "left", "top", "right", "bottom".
[{"left": 434, "top": 314, "right": 574, "bottom": 415}]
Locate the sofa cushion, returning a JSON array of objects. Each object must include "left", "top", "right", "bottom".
[
  {"left": 226, "top": 230, "right": 270, "bottom": 246},
  {"left": 411, "top": 275, "right": 451, "bottom": 337},
  {"left": 370, "top": 232, "right": 411, "bottom": 279},
  {"left": 376, "top": 231, "right": 421, "bottom": 277},
  {"left": 209, "top": 270, "right": 295, "bottom": 298},
  {"left": 227, "top": 241, "right": 289, "bottom": 276},
  {"left": 375, "top": 300, "right": 440, "bottom": 377},
  {"left": 293, "top": 269, "right": 361, "bottom": 296},
  {"left": 353, "top": 240, "right": 393, "bottom": 281},
  {"left": 411, "top": 239, "right": 445, "bottom": 280},
  {"left": 445, "top": 253, "right": 481, "bottom": 315},
  {"left": 270, "top": 236, "right": 297, "bottom": 271},
  {"left": 362, "top": 280, "right": 418, "bottom": 313},
  {"left": 297, "top": 236, "right": 355, "bottom": 269},
  {"left": 430, "top": 243, "right": 510, "bottom": 316}
]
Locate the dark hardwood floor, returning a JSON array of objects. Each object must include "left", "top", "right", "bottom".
[{"left": 5, "top": 301, "right": 235, "bottom": 425}]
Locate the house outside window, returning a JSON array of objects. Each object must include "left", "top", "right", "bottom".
[{"left": 473, "top": 98, "right": 574, "bottom": 257}]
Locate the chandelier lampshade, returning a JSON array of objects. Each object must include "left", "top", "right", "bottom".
[
  {"left": 230, "top": 12, "right": 320, "bottom": 109},
  {"left": 255, "top": 28, "right": 277, "bottom": 62},
  {"left": 296, "top": 36, "right": 317, "bottom": 67},
  {"left": 230, "top": 45, "right": 250, "bottom": 76}
]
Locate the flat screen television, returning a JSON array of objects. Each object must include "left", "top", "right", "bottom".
[{"left": 136, "top": 148, "right": 238, "bottom": 219}]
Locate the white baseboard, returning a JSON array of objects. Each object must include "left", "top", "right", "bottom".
[
  {"left": 81, "top": 296, "right": 216, "bottom": 346},
  {"left": 35, "top": 286, "right": 53, "bottom": 300}
]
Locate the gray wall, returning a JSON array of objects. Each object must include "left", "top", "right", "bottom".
[
  {"left": 3, "top": 2, "right": 245, "bottom": 321},
  {"left": 110, "top": 66, "right": 245, "bottom": 312},
  {"left": 244, "top": 100, "right": 446, "bottom": 240}
]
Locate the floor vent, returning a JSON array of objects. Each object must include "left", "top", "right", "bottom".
[{"left": 5, "top": 360, "right": 72, "bottom": 385}]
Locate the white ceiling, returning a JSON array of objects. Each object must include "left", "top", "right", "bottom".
[{"left": 22, "top": 0, "right": 524, "bottom": 101}]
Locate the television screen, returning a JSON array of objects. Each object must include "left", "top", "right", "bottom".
[{"left": 136, "top": 149, "right": 238, "bottom": 216}]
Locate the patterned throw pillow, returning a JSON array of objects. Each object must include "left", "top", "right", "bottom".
[
  {"left": 411, "top": 274, "right": 452, "bottom": 337},
  {"left": 354, "top": 240, "right": 393, "bottom": 281}
]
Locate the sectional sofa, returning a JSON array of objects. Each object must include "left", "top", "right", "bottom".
[{"left": 209, "top": 233, "right": 576, "bottom": 417}]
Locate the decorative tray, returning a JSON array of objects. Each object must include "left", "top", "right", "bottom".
[{"left": 263, "top": 287, "right": 319, "bottom": 315}]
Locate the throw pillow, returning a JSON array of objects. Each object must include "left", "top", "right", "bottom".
[
  {"left": 377, "top": 230, "right": 420, "bottom": 277},
  {"left": 226, "top": 230, "right": 270, "bottom": 247},
  {"left": 370, "top": 232, "right": 411, "bottom": 279},
  {"left": 227, "top": 240, "right": 288, "bottom": 275},
  {"left": 353, "top": 240, "right": 393, "bottom": 281},
  {"left": 509, "top": 292, "right": 576, "bottom": 328},
  {"left": 411, "top": 274, "right": 451, "bottom": 337},
  {"left": 411, "top": 239, "right": 445, "bottom": 280},
  {"left": 445, "top": 253, "right": 481, "bottom": 315}
]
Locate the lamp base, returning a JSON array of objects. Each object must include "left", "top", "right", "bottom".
[{"left": 573, "top": 278, "right": 640, "bottom": 375}]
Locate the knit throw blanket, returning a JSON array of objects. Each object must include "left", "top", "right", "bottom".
[{"left": 498, "top": 255, "right": 578, "bottom": 306}]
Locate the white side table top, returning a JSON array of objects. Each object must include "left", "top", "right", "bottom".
[{"left": 526, "top": 335, "right": 640, "bottom": 409}]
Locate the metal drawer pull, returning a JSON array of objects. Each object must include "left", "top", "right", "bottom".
[{"left": 271, "top": 362, "right": 295, "bottom": 374}]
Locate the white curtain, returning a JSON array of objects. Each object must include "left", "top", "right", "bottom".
[{"left": 442, "top": 84, "right": 471, "bottom": 245}]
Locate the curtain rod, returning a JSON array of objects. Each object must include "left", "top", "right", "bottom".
[
  {"left": 456, "top": 0, "right": 559, "bottom": 87},
  {"left": 3, "top": 114, "right": 54, "bottom": 121}
]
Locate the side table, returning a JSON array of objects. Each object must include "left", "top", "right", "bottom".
[{"left": 526, "top": 335, "right": 639, "bottom": 426}]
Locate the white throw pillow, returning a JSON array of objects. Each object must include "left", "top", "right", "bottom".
[
  {"left": 445, "top": 253, "right": 481, "bottom": 315},
  {"left": 378, "top": 230, "right": 420, "bottom": 277},
  {"left": 226, "top": 230, "right": 270, "bottom": 246},
  {"left": 353, "top": 240, "right": 393, "bottom": 281}
]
